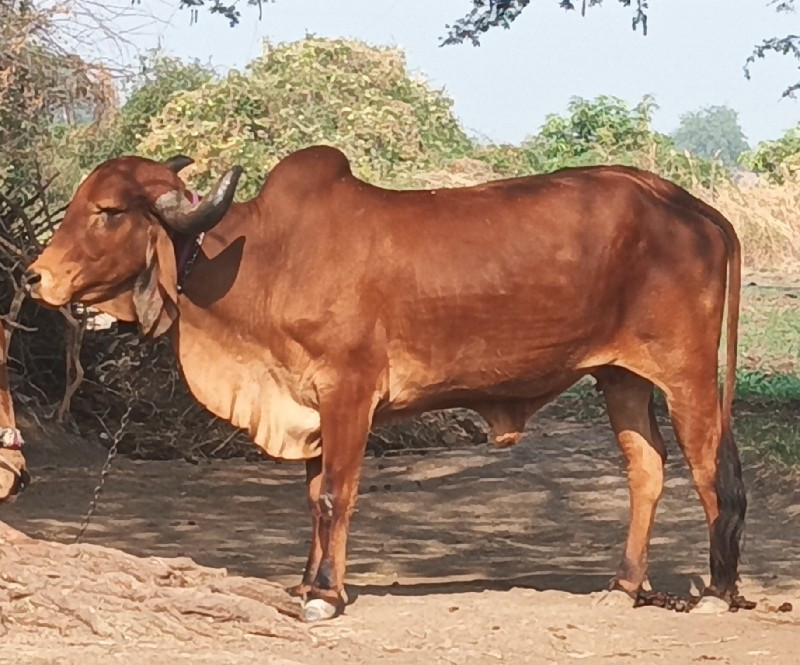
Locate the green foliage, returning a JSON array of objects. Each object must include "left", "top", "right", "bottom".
[
  {"left": 740, "top": 123, "right": 800, "bottom": 183},
  {"left": 50, "top": 55, "right": 215, "bottom": 199},
  {"left": 47, "top": 43, "right": 728, "bottom": 199},
  {"left": 476, "top": 95, "right": 723, "bottom": 188},
  {"left": 736, "top": 370, "right": 800, "bottom": 401},
  {"left": 523, "top": 95, "right": 657, "bottom": 167},
  {"left": 671, "top": 105, "right": 749, "bottom": 167},
  {"left": 100, "top": 55, "right": 214, "bottom": 160},
  {"left": 135, "top": 39, "right": 472, "bottom": 198},
  {"left": 735, "top": 406, "right": 800, "bottom": 466}
]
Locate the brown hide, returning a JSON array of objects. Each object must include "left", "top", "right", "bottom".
[
  {"left": 0, "top": 325, "right": 28, "bottom": 502},
  {"left": 27, "top": 145, "right": 746, "bottom": 612}
]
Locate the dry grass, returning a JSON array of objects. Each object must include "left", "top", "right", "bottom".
[
  {"left": 695, "top": 176, "right": 800, "bottom": 272},
  {"left": 414, "top": 160, "right": 800, "bottom": 274},
  {"left": 399, "top": 157, "right": 499, "bottom": 189}
]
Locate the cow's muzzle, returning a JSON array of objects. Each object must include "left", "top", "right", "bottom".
[{"left": 22, "top": 266, "right": 71, "bottom": 306}]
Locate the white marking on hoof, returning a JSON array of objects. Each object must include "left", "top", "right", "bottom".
[
  {"left": 692, "top": 595, "right": 730, "bottom": 615},
  {"left": 302, "top": 598, "right": 338, "bottom": 622},
  {"left": 592, "top": 589, "right": 635, "bottom": 609}
]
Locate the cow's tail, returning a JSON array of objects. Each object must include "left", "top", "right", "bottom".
[
  {"left": 699, "top": 200, "right": 746, "bottom": 599},
  {"left": 614, "top": 170, "right": 746, "bottom": 598}
]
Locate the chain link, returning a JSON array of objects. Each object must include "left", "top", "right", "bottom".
[{"left": 74, "top": 405, "right": 132, "bottom": 544}]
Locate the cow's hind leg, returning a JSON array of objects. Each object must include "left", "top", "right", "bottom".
[
  {"left": 665, "top": 376, "right": 746, "bottom": 605},
  {"left": 287, "top": 456, "right": 323, "bottom": 601},
  {"left": 595, "top": 367, "right": 666, "bottom": 598}
]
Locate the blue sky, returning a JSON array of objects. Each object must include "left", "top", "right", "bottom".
[{"left": 112, "top": 0, "right": 799, "bottom": 146}]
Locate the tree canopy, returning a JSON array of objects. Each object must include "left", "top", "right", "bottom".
[
  {"left": 51, "top": 39, "right": 475, "bottom": 199},
  {"left": 441, "top": 0, "right": 648, "bottom": 47},
  {"left": 176, "top": 0, "right": 800, "bottom": 97},
  {"left": 671, "top": 106, "right": 749, "bottom": 168},
  {"left": 741, "top": 122, "right": 800, "bottom": 183}
]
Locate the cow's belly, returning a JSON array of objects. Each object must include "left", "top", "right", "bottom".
[
  {"left": 384, "top": 335, "right": 598, "bottom": 412},
  {"left": 176, "top": 333, "right": 321, "bottom": 461}
]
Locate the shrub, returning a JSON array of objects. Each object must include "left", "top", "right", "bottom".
[
  {"left": 741, "top": 123, "right": 800, "bottom": 184},
  {"left": 137, "top": 38, "right": 473, "bottom": 198}
]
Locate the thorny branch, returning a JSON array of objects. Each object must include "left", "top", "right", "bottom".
[{"left": 58, "top": 305, "right": 88, "bottom": 422}]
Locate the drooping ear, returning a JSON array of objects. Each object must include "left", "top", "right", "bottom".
[{"left": 132, "top": 224, "right": 178, "bottom": 338}]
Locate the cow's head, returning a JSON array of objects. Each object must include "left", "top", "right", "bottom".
[
  {"left": 25, "top": 156, "right": 242, "bottom": 337},
  {"left": 0, "top": 428, "right": 29, "bottom": 503}
]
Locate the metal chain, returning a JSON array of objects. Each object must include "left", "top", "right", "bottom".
[
  {"left": 176, "top": 232, "right": 205, "bottom": 294},
  {"left": 73, "top": 405, "right": 132, "bottom": 544}
]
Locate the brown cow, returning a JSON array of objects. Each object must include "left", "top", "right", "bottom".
[
  {"left": 25, "top": 146, "right": 745, "bottom": 621},
  {"left": 0, "top": 325, "right": 29, "bottom": 502}
]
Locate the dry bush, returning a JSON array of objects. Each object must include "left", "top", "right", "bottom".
[
  {"left": 697, "top": 176, "right": 800, "bottom": 270},
  {"left": 400, "top": 158, "right": 500, "bottom": 189},
  {"left": 115, "top": 38, "right": 473, "bottom": 199}
]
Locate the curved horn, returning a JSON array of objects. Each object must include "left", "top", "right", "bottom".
[
  {"left": 153, "top": 166, "right": 243, "bottom": 235},
  {"left": 162, "top": 155, "right": 194, "bottom": 173}
]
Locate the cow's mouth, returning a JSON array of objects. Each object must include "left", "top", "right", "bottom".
[{"left": 25, "top": 267, "right": 135, "bottom": 312}]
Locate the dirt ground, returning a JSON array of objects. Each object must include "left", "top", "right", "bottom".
[{"left": 1, "top": 412, "right": 799, "bottom": 665}]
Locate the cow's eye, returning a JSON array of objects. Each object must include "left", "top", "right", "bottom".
[{"left": 98, "top": 208, "right": 125, "bottom": 227}]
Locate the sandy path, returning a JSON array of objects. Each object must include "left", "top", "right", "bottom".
[{"left": 1, "top": 415, "right": 799, "bottom": 664}]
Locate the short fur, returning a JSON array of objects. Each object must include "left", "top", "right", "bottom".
[{"left": 28, "top": 145, "right": 746, "bottom": 614}]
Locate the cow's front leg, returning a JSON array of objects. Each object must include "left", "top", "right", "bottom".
[
  {"left": 288, "top": 456, "right": 323, "bottom": 600},
  {"left": 303, "top": 380, "right": 375, "bottom": 622}
]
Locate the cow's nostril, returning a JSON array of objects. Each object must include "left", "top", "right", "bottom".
[
  {"left": 25, "top": 269, "right": 41, "bottom": 284},
  {"left": 22, "top": 269, "right": 41, "bottom": 291}
]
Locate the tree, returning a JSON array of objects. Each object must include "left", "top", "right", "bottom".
[
  {"left": 49, "top": 53, "right": 214, "bottom": 197},
  {"left": 671, "top": 106, "right": 749, "bottom": 168},
  {"left": 740, "top": 123, "right": 800, "bottom": 183},
  {"left": 473, "top": 94, "right": 722, "bottom": 188},
  {"left": 60, "top": 38, "right": 473, "bottom": 198},
  {"left": 175, "top": 1, "right": 800, "bottom": 98},
  {"left": 744, "top": 0, "right": 800, "bottom": 98},
  {"left": 441, "top": 0, "right": 648, "bottom": 46},
  {"left": 0, "top": 2, "right": 112, "bottom": 208}
]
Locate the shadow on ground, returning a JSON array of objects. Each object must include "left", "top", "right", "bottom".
[{"left": 3, "top": 413, "right": 799, "bottom": 605}]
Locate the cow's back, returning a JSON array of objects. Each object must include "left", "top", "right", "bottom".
[{"left": 332, "top": 166, "right": 730, "bottom": 411}]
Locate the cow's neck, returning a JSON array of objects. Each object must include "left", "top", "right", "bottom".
[{"left": 165, "top": 198, "right": 321, "bottom": 461}]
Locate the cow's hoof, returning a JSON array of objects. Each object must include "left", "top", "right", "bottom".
[
  {"left": 593, "top": 589, "right": 635, "bottom": 609},
  {"left": 302, "top": 598, "right": 338, "bottom": 622},
  {"left": 692, "top": 595, "right": 730, "bottom": 615}
]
